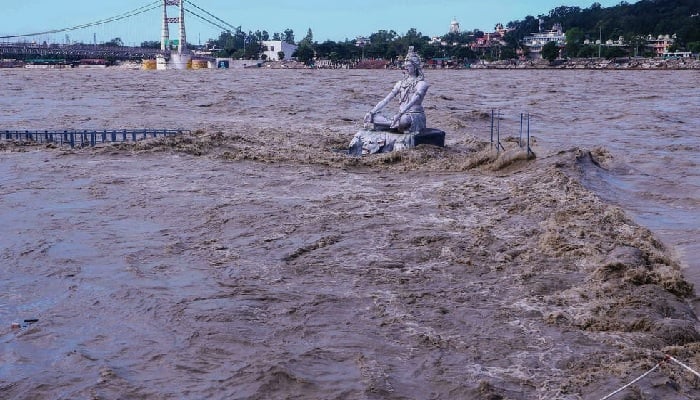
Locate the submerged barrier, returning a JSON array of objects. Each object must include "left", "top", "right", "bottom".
[
  {"left": 490, "top": 110, "right": 534, "bottom": 157},
  {"left": 1, "top": 129, "right": 189, "bottom": 148},
  {"left": 490, "top": 109, "right": 506, "bottom": 152}
]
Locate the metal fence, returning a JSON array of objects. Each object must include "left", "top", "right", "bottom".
[
  {"left": 490, "top": 110, "right": 533, "bottom": 157},
  {"left": 1, "top": 129, "right": 189, "bottom": 148}
]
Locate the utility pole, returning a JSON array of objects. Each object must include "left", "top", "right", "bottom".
[{"left": 598, "top": 26, "right": 602, "bottom": 58}]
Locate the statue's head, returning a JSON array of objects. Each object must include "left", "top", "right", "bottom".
[{"left": 403, "top": 46, "right": 423, "bottom": 78}]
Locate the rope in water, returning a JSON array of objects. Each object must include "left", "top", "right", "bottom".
[
  {"left": 597, "top": 354, "right": 700, "bottom": 400},
  {"left": 666, "top": 354, "right": 700, "bottom": 379},
  {"left": 598, "top": 362, "right": 662, "bottom": 400}
]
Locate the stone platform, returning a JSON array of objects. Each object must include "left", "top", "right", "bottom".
[{"left": 348, "top": 128, "right": 445, "bottom": 156}]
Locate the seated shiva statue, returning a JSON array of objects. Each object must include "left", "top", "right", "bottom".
[
  {"left": 348, "top": 47, "right": 443, "bottom": 156},
  {"left": 364, "top": 47, "right": 429, "bottom": 134}
]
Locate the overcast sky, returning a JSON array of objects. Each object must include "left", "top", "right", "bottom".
[{"left": 1, "top": 0, "right": 622, "bottom": 45}]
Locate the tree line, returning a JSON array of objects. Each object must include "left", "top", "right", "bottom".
[
  {"left": 142, "top": 0, "right": 698, "bottom": 63},
  {"left": 512, "top": 0, "right": 700, "bottom": 59}
]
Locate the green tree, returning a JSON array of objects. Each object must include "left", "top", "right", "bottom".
[
  {"left": 565, "top": 27, "right": 585, "bottom": 58},
  {"left": 104, "top": 37, "right": 123, "bottom": 47},
  {"left": 212, "top": 28, "right": 245, "bottom": 57},
  {"left": 421, "top": 44, "right": 439, "bottom": 60},
  {"left": 243, "top": 32, "right": 263, "bottom": 59},
  {"left": 400, "top": 28, "right": 426, "bottom": 53},
  {"left": 231, "top": 49, "right": 244, "bottom": 59},
  {"left": 336, "top": 40, "right": 359, "bottom": 60},
  {"left": 300, "top": 28, "right": 313, "bottom": 46},
  {"left": 453, "top": 45, "right": 476, "bottom": 62},
  {"left": 314, "top": 40, "right": 335, "bottom": 59},
  {"left": 140, "top": 40, "right": 160, "bottom": 49},
  {"left": 578, "top": 44, "right": 599, "bottom": 58},
  {"left": 367, "top": 29, "right": 399, "bottom": 59},
  {"left": 688, "top": 41, "right": 700, "bottom": 53},
  {"left": 506, "top": 16, "right": 539, "bottom": 44},
  {"left": 294, "top": 44, "right": 315, "bottom": 65},
  {"left": 442, "top": 31, "right": 472, "bottom": 45},
  {"left": 628, "top": 35, "right": 647, "bottom": 57},
  {"left": 283, "top": 29, "right": 295, "bottom": 44},
  {"left": 602, "top": 45, "right": 627, "bottom": 59},
  {"left": 541, "top": 41, "right": 559, "bottom": 62},
  {"left": 500, "top": 46, "right": 516, "bottom": 60}
]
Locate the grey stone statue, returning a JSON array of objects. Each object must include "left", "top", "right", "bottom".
[
  {"left": 363, "top": 47, "right": 429, "bottom": 133},
  {"left": 349, "top": 47, "right": 445, "bottom": 156}
]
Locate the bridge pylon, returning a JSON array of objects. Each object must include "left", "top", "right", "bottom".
[{"left": 159, "top": 0, "right": 190, "bottom": 69}]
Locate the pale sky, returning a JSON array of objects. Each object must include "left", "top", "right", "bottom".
[{"left": 1, "top": 0, "right": 623, "bottom": 45}]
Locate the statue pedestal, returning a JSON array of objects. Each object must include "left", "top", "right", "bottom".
[{"left": 348, "top": 128, "right": 445, "bottom": 156}]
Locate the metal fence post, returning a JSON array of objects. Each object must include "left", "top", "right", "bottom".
[
  {"left": 490, "top": 109, "right": 494, "bottom": 149},
  {"left": 519, "top": 113, "right": 523, "bottom": 148},
  {"left": 527, "top": 113, "right": 532, "bottom": 157}
]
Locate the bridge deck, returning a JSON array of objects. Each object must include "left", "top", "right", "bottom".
[{"left": 0, "top": 43, "right": 163, "bottom": 60}]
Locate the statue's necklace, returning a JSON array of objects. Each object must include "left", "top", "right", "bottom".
[{"left": 400, "top": 78, "right": 418, "bottom": 103}]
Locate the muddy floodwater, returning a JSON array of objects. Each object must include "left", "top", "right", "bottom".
[{"left": 1, "top": 68, "right": 699, "bottom": 399}]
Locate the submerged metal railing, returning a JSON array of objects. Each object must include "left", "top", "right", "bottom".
[
  {"left": 519, "top": 113, "right": 534, "bottom": 157},
  {"left": 1, "top": 129, "right": 189, "bottom": 148},
  {"left": 490, "top": 110, "right": 533, "bottom": 157},
  {"left": 490, "top": 110, "right": 506, "bottom": 152}
]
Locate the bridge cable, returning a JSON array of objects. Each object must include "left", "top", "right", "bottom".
[
  {"left": 185, "top": 10, "right": 232, "bottom": 33},
  {"left": 0, "top": 1, "right": 161, "bottom": 39},
  {"left": 184, "top": 0, "right": 238, "bottom": 32}
]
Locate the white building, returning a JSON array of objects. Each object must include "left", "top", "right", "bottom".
[
  {"left": 522, "top": 23, "right": 566, "bottom": 59},
  {"left": 261, "top": 40, "right": 298, "bottom": 61},
  {"left": 450, "top": 18, "right": 460, "bottom": 34}
]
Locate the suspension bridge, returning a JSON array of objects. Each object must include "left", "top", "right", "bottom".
[{"left": 0, "top": 0, "right": 238, "bottom": 68}]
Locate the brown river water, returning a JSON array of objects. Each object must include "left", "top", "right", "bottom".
[{"left": 0, "top": 68, "right": 699, "bottom": 399}]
